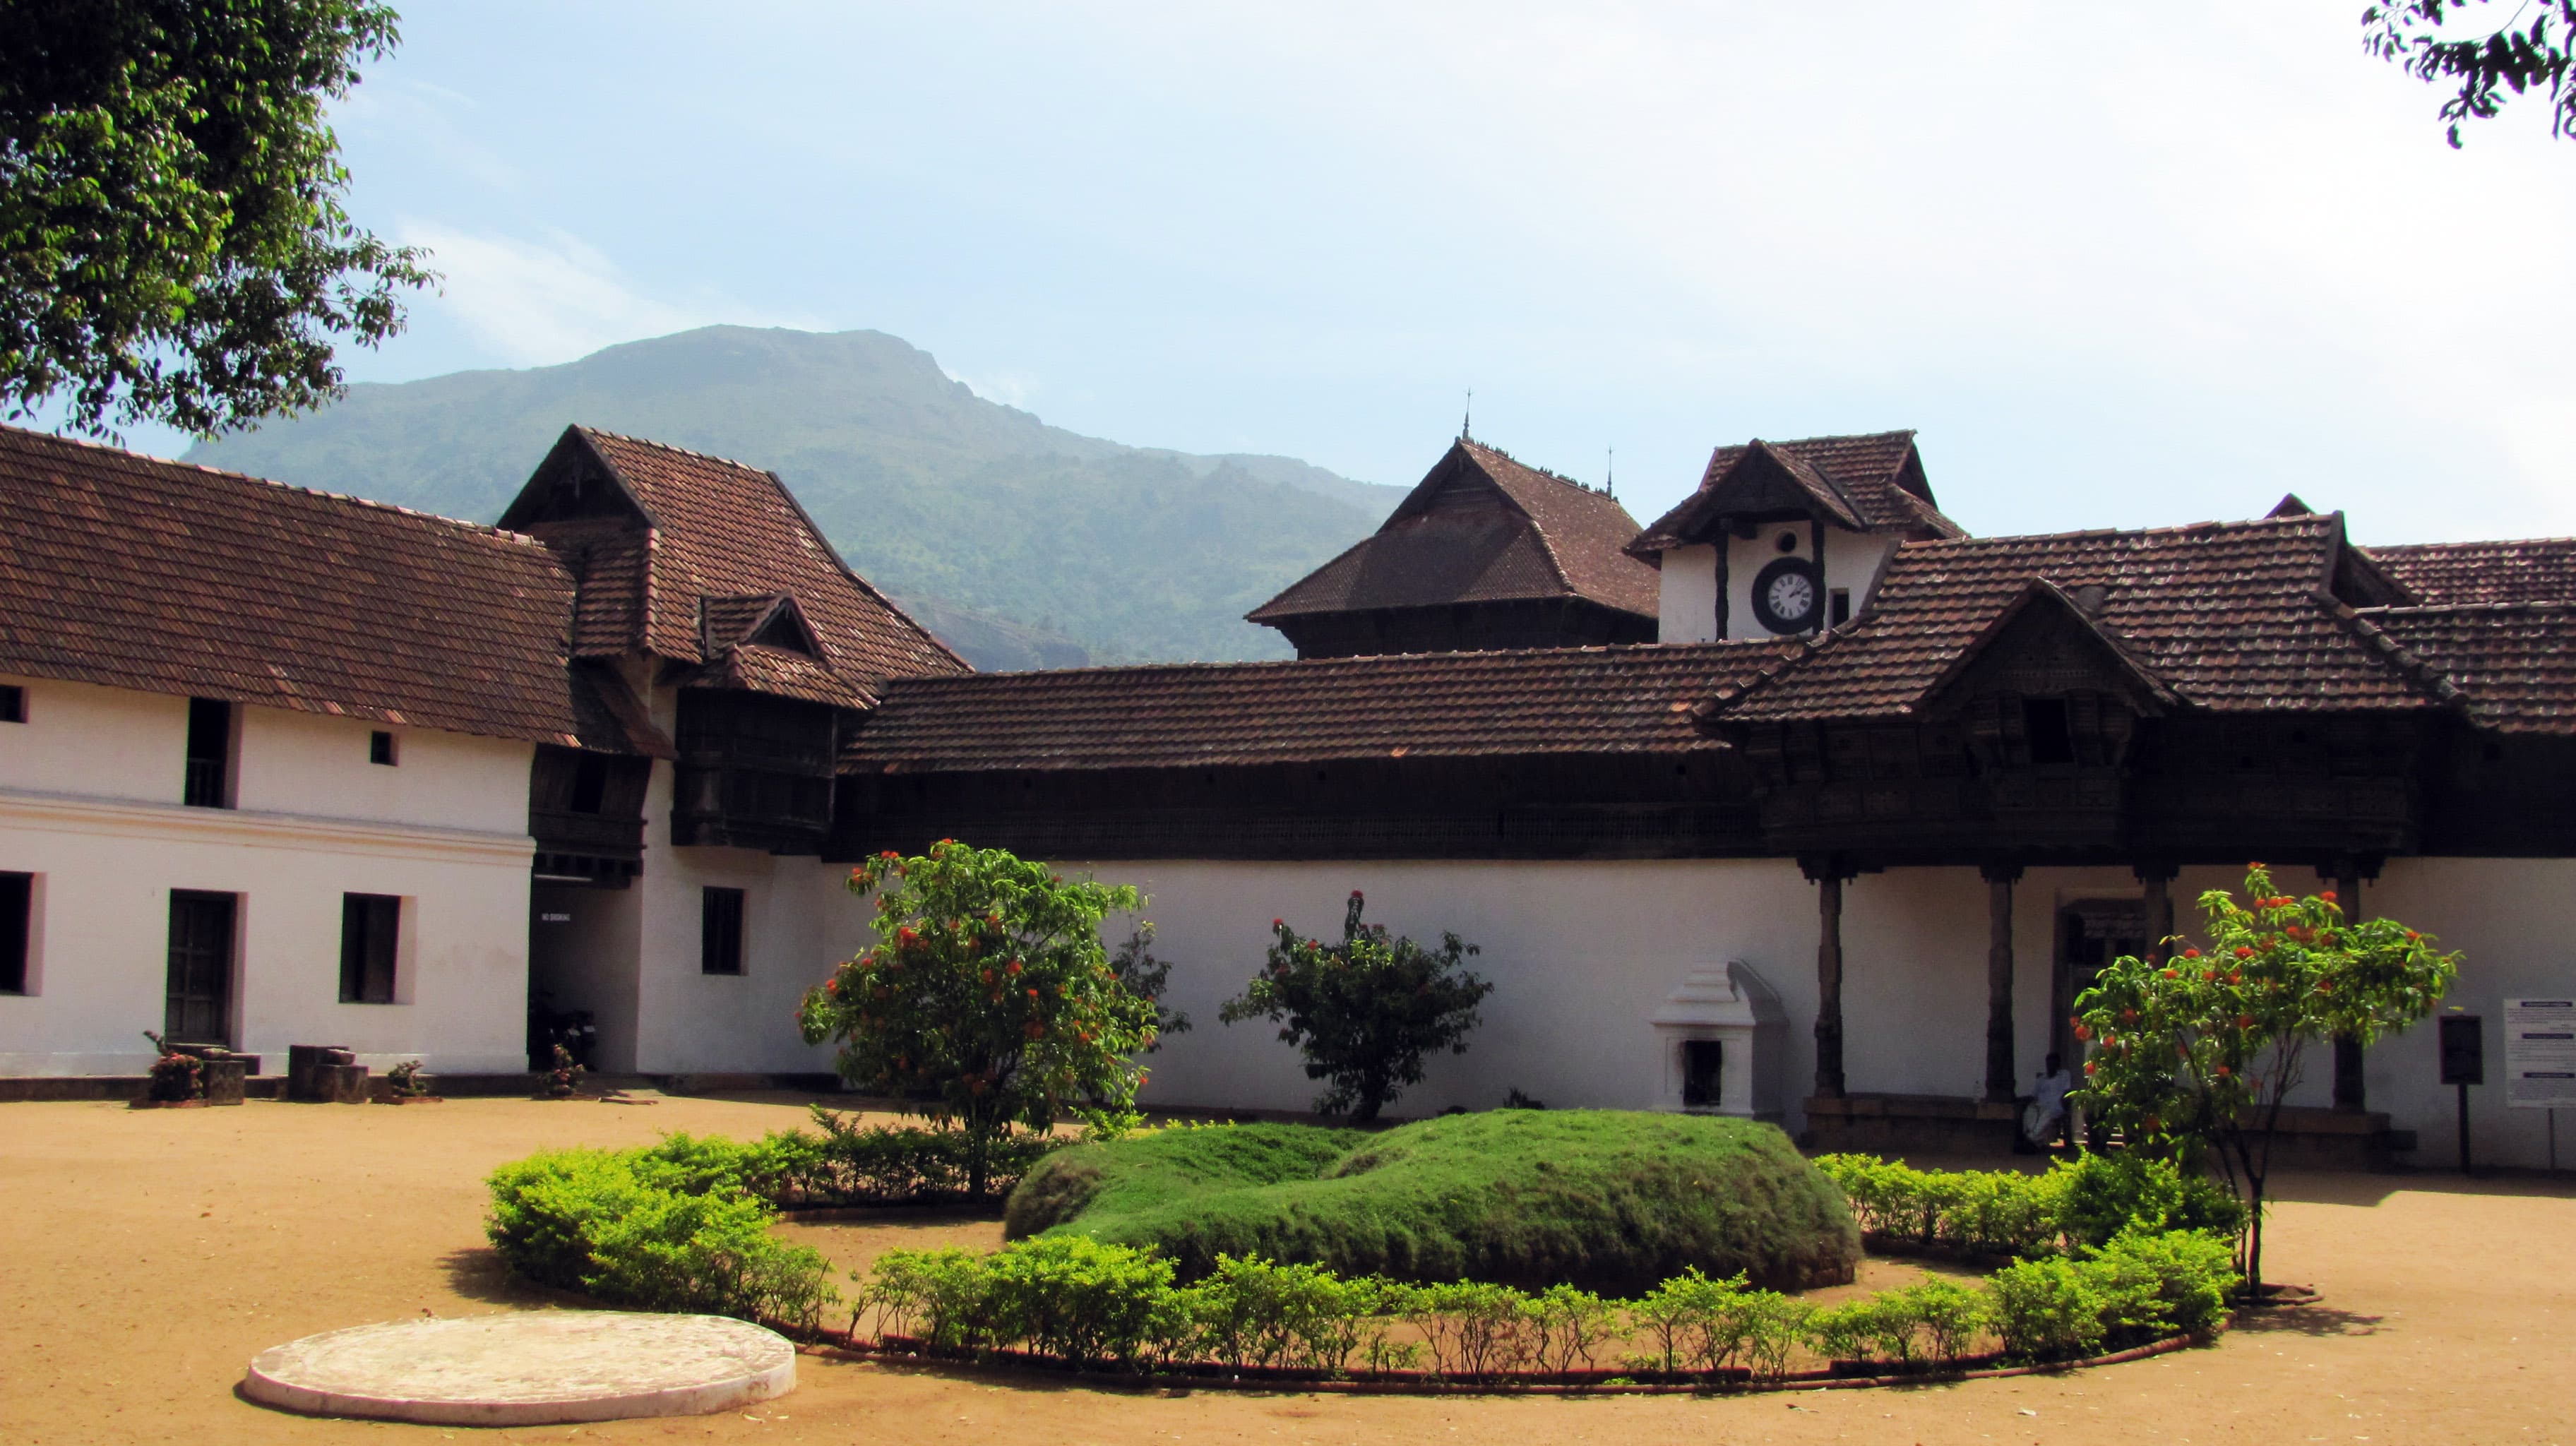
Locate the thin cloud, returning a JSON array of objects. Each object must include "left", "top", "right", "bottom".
[{"left": 393, "top": 223, "right": 811, "bottom": 369}]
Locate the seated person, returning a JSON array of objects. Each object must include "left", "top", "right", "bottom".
[{"left": 2023, "top": 1052, "right": 2075, "bottom": 1149}]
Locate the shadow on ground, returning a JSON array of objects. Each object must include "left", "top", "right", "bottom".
[{"left": 438, "top": 1245, "right": 577, "bottom": 1308}]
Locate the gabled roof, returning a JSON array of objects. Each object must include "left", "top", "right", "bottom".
[
  {"left": 2359, "top": 602, "right": 2576, "bottom": 734},
  {"left": 1247, "top": 438, "right": 1658, "bottom": 624},
  {"left": 1915, "top": 578, "right": 2183, "bottom": 715},
  {"left": 844, "top": 640, "right": 1795, "bottom": 773},
  {"left": 2364, "top": 537, "right": 2576, "bottom": 606},
  {"left": 498, "top": 427, "right": 968, "bottom": 705},
  {"left": 1630, "top": 430, "right": 1963, "bottom": 558},
  {"left": 1705, "top": 513, "right": 2451, "bottom": 724},
  {"left": 0, "top": 424, "right": 581, "bottom": 746}
]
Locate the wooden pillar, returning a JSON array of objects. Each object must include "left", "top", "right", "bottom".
[
  {"left": 2136, "top": 864, "right": 2177, "bottom": 963},
  {"left": 1808, "top": 861, "right": 1848, "bottom": 1099},
  {"left": 2330, "top": 860, "right": 2367, "bottom": 1112},
  {"left": 1982, "top": 862, "right": 2022, "bottom": 1103}
]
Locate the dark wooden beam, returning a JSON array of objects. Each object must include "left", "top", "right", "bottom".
[
  {"left": 2329, "top": 858, "right": 2367, "bottom": 1112},
  {"left": 2135, "top": 862, "right": 2178, "bottom": 963},
  {"left": 1982, "top": 861, "right": 2023, "bottom": 1103},
  {"left": 1803, "top": 856, "right": 1853, "bottom": 1099}
]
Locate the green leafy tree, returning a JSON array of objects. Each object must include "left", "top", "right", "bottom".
[
  {"left": 2365, "top": 1, "right": 2576, "bottom": 146},
  {"left": 2071, "top": 865, "right": 2459, "bottom": 1298},
  {"left": 1, "top": 0, "right": 433, "bottom": 438},
  {"left": 1218, "top": 890, "right": 1491, "bottom": 1123},
  {"left": 798, "top": 842, "right": 1161, "bottom": 1197}
]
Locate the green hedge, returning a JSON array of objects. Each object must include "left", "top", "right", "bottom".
[
  {"left": 1006, "top": 1111, "right": 1863, "bottom": 1293},
  {"left": 484, "top": 1124, "right": 2238, "bottom": 1378},
  {"left": 1811, "top": 1152, "right": 2246, "bottom": 1259},
  {"left": 856, "top": 1226, "right": 2238, "bottom": 1376},
  {"left": 482, "top": 1115, "right": 1066, "bottom": 1327}
]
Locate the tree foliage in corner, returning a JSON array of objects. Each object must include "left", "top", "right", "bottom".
[
  {"left": 2070, "top": 865, "right": 2458, "bottom": 1300},
  {"left": 0, "top": 0, "right": 433, "bottom": 438},
  {"left": 1220, "top": 891, "right": 1492, "bottom": 1123},
  {"left": 798, "top": 842, "right": 1162, "bottom": 1197},
  {"left": 2366, "top": 1, "right": 2576, "bottom": 145}
]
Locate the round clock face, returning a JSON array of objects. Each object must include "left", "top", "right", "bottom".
[{"left": 1751, "top": 557, "right": 1822, "bottom": 633}]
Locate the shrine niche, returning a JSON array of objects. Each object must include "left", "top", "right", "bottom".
[{"left": 1648, "top": 961, "right": 1787, "bottom": 1121}]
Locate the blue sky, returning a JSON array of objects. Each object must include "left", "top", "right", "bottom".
[{"left": 117, "top": 4, "right": 2576, "bottom": 542}]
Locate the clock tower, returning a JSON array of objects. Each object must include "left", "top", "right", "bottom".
[{"left": 1625, "top": 431, "right": 1964, "bottom": 643}]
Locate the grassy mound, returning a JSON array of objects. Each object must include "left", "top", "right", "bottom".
[{"left": 1004, "top": 1110, "right": 1860, "bottom": 1294}]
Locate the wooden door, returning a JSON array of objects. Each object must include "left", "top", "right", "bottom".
[{"left": 165, "top": 890, "right": 237, "bottom": 1045}]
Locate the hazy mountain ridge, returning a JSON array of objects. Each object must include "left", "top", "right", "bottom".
[{"left": 184, "top": 326, "right": 1408, "bottom": 667}]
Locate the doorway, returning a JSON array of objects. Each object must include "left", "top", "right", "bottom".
[
  {"left": 2052, "top": 898, "right": 2149, "bottom": 1065},
  {"left": 165, "top": 890, "right": 237, "bottom": 1046}
]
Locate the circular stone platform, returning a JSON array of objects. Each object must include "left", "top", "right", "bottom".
[{"left": 242, "top": 1311, "right": 796, "bottom": 1426}]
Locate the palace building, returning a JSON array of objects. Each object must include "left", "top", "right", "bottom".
[{"left": 3, "top": 421, "right": 2570, "bottom": 1170}]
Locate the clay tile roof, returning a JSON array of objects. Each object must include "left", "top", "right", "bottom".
[
  {"left": 505, "top": 429, "right": 969, "bottom": 698},
  {"left": 1707, "top": 514, "right": 2450, "bottom": 723},
  {"left": 844, "top": 640, "right": 1796, "bottom": 773},
  {"left": 1247, "top": 438, "right": 1658, "bottom": 623},
  {"left": 0, "top": 424, "right": 580, "bottom": 745},
  {"left": 680, "top": 643, "right": 877, "bottom": 710},
  {"left": 2364, "top": 538, "right": 2576, "bottom": 606},
  {"left": 1631, "top": 430, "right": 1964, "bottom": 556},
  {"left": 2357, "top": 602, "right": 2576, "bottom": 734}
]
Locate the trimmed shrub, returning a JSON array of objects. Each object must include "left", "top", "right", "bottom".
[
  {"left": 2055, "top": 1152, "right": 2246, "bottom": 1249},
  {"left": 984, "top": 1234, "right": 1181, "bottom": 1368},
  {"left": 1984, "top": 1257, "right": 2108, "bottom": 1361},
  {"left": 484, "top": 1145, "right": 834, "bottom": 1327},
  {"left": 1008, "top": 1110, "right": 1861, "bottom": 1293},
  {"left": 1892, "top": 1278, "right": 1987, "bottom": 1364},
  {"left": 1813, "top": 1150, "right": 2243, "bottom": 1261},
  {"left": 2084, "top": 1228, "right": 2238, "bottom": 1337}
]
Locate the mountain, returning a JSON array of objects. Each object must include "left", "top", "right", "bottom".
[{"left": 181, "top": 326, "right": 1409, "bottom": 667}]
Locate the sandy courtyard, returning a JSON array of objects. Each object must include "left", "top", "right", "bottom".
[{"left": 0, "top": 1094, "right": 2568, "bottom": 1446}]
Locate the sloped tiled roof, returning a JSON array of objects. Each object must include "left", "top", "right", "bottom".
[
  {"left": 0, "top": 425, "right": 580, "bottom": 745},
  {"left": 845, "top": 641, "right": 1795, "bottom": 773},
  {"left": 501, "top": 429, "right": 969, "bottom": 705},
  {"left": 2359, "top": 603, "right": 2576, "bottom": 734},
  {"left": 1631, "top": 430, "right": 1964, "bottom": 556},
  {"left": 1248, "top": 438, "right": 1657, "bottom": 623},
  {"left": 2366, "top": 538, "right": 2576, "bottom": 606},
  {"left": 1707, "top": 515, "right": 2448, "bottom": 723}
]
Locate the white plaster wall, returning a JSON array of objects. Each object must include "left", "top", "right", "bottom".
[
  {"left": 622, "top": 758, "right": 864, "bottom": 1075},
  {"left": 0, "top": 674, "right": 190, "bottom": 804},
  {"left": 1072, "top": 859, "right": 1826, "bottom": 1121},
  {"left": 2361, "top": 856, "right": 2576, "bottom": 1172},
  {"left": 1654, "top": 544, "right": 1720, "bottom": 644},
  {"left": 0, "top": 676, "right": 533, "bottom": 831},
  {"left": 240, "top": 706, "right": 532, "bottom": 832},
  {"left": 0, "top": 790, "right": 532, "bottom": 1075},
  {"left": 1822, "top": 530, "right": 1900, "bottom": 623}
]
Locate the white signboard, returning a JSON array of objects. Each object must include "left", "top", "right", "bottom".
[{"left": 2506, "top": 998, "right": 2576, "bottom": 1109}]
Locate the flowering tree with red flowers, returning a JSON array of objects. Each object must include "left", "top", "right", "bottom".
[
  {"left": 1217, "top": 891, "right": 1491, "bottom": 1123},
  {"left": 797, "top": 842, "right": 1162, "bottom": 1196},
  {"left": 2071, "top": 865, "right": 2459, "bottom": 1297}
]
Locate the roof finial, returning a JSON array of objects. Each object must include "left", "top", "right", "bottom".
[
  {"left": 1462, "top": 388, "right": 1472, "bottom": 441},
  {"left": 1606, "top": 446, "right": 1615, "bottom": 500}
]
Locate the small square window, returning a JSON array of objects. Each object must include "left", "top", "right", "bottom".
[
  {"left": 1828, "top": 589, "right": 1852, "bottom": 627},
  {"left": 339, "top": 893, "right": 400, "bottom": 1003},
  {"left": 369, "top": 731, "right": 397, "bottom": 766},
  {"left": 0, "top": 684, "right": 24, "bottom": 723},
  {"left": 701, "top": 887, "right": 745, "bottom": 975}
]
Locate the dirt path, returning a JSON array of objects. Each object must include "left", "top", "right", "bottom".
[{"left": 1, "top": 1094, "right": 2567, "bottom": 1445}]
